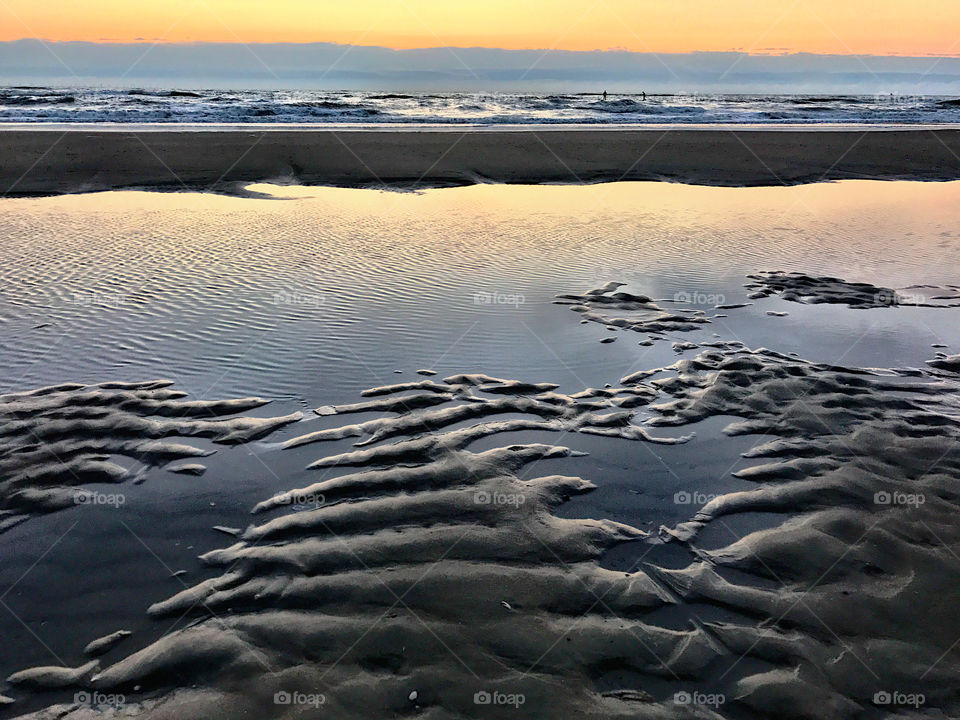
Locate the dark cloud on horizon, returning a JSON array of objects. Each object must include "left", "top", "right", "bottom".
[{"left": 2, "top": 39, "right": 959, "bottom": 93}]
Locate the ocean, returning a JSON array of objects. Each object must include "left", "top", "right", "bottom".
[{"left": 2, "top": 87, "right": 960, "bottom": 124}]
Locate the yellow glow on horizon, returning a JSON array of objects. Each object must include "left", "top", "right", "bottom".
[{"left": 1, "top": 0, "right": 958, "bottom": 57}]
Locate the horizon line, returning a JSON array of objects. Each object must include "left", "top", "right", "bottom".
[{"left": 5, "top": 38, "right": 960, "bottom": 60}]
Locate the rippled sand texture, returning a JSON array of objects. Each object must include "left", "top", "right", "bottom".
[
  {"left": 7, "top": 325, "right": 960, "bottom": 718},
  {"left": 17, "top": 374, "right": 697, "bottom": 719},
  {"left": 0, "top": 380, "right": 301, "bottom": 533},
  {"left": 646, "top": 346, "right": 960, "bottom": 718}
]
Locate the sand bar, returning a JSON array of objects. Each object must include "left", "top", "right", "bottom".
[{"left": 2, "top": 125, "right": 960, "bottom": 194}]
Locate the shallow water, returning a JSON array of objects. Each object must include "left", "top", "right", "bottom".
[
  {"left": 1, "top": 180, "right": 960, "bottom": 717},
  {"left": 2, "top": 180, "right": 959, "bottom": 401}
]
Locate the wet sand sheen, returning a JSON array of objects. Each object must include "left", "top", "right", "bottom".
[{"left": 2, "top": 276, "right": 959, "bottom": 719}]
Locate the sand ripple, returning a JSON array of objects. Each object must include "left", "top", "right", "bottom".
[{"left": 0, "top": 380, "right": 301, "bottom": 532}]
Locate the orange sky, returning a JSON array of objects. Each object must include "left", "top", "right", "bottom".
[{"left": 2, "top": 0, "right": 959, "bottom": 56}]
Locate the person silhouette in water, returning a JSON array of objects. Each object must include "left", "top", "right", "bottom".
[{"left": 603, "top": 91, "right": 608, "bottom": 100}]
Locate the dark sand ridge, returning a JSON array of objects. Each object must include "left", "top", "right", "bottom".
[
  {"left": 746, "top": 271, "right": 960, "bottom": 308},
  {"left": 2, "top": 127, "right": 960, "bottom": 195},
  {"left": 928, "top": 353, "right": 960, "bottom": 373},
  {"left": 6, "top": 321, "right": 960, "bottom": 719},
  {"left": 0, "top": 380, "right": 302, "bottom": 532},
  {"left": 555, "top": 282, "right": 713, "bottom": 344}
]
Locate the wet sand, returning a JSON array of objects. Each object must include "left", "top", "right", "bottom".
[
  {"left": 2, "top": 183, "right": 960, "bottom": 718},
  {"left": 2, "top": 126, "right": 960, "bottom": 194},
  {"left": 5, "top": 307, "right": 960, "bottom": 719}
]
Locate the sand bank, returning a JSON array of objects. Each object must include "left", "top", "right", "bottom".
[{"left": 2, "top": 126, "right": 960, "bottom": 194}]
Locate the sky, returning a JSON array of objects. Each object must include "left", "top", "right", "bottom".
[
  {"left": 2, "top": 0, "right": 960, "bottom": 56},
  {"left": 3, "top": 1, "right": 960, "bottom": 92}
]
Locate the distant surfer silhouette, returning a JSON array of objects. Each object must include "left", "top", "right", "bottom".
[{"left": 603, "top": 91, "right": 608, "bottom": 100}]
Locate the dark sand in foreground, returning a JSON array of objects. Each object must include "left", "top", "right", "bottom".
[{"left": 2, "top": 126, "right": 960, "bottom": 194}]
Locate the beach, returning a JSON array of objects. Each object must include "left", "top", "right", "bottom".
[
  {"left": 1, "top": 178, "right": 959, "bottom": 719},
  {"left": 3, "top": 1, "right": 960, "bottom": 712},
  {"left": 3, "top": 125, "right": 960, "bottom": 194}
]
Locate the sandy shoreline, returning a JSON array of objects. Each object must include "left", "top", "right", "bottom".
[{"left": 2, "top": 126, "right": 960, "bottom": 194}]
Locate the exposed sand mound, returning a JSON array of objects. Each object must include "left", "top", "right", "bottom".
[
  {"left": 746, "top": 271, "right": 960, "bottom": 308},
  {"left": 5, "top": 128, "right": 960, "bottom": 195},
  {"left": 927, "top": 352, "right": 960, "bottom": 373},
  {"left": 83, "top": 632, "right": 132, "bottom": 659},
  {"left": 555, "top": 283, "right": 713, "bottom": 341},
  {"left": 0, "top": 380, "right": 302, "bottom": 531},
  {"left": 6, "top": 661, "right": 98, "bottom": 690}
]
